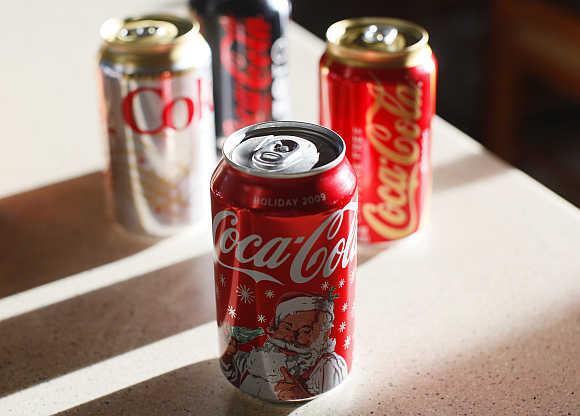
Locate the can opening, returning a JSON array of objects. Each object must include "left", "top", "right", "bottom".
[
  {"left": 244, "top": 135, "right": 319, "bottom": 173},
  {"left": 223, "top": 122, "right": 345, "bottom": 178},
  {"left": 325, "top": 17, "right": 429, "bottom": 66},
  {"left": 359, "top": 25, "right": 406, "bottom": 52},
  {"left": 100, "top": 14, "right": 197, "bottom": 48},
  {"left": 116, "top": 20, "right": 179, "bottom": 44}
]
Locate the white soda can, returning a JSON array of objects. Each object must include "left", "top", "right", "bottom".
[{"left": 98, "top": 14, "right": 215, "bottom": 236}]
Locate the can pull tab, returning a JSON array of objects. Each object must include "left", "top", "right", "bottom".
[
  {"left": 237, "top": 135, "right": 319, "bottom": 174},
  {"left": 362, "top": 25, "right": 406, "bottom": 51},
  {"left": 251, "top": 138, "right": 301, "bottom": 170},
  {"left": 116, "top": 20, "right": 179, "bottom": 43}
]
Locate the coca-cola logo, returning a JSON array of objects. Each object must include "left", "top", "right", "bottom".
[
  {"left": 362, "top": 81, "right": 422, "bottom": 239},
  {"left": 122, "top": 82, "right": 204, "bottom": 135},
  {"left": 212, "top": 202, "right": 357, "bottom": 285}
]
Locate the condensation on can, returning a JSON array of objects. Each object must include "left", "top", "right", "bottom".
[{"left": 97, "top": 14, "right": 216, "bottom": 237}]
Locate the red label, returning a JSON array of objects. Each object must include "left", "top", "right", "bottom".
[
  {"left": 320, "top": 56, "right": 437, "bottom": 243},
  {"left": 212, "top": 201, "right": 357, "bottom": 401}
]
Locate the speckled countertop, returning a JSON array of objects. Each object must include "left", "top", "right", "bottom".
[{"left": 0, "top": 3, "right": 579, "bottom": 416}]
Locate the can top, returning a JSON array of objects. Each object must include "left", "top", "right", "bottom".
[
  {"left": 223, "top": 121, "right": 346, "bottom": 179},
  {"left": 100, "top": 14, "right": 196, "bottom": 50},
  {"left": 99, "top": 14, "right": 203, "bottom": 73},
  {"left": 326, "top": 17, "right": 430, "bottom": 67}
]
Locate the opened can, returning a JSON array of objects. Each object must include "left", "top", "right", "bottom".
[
  {"left": 98, "top": 14, "right": 215, "bottom": 237},
  {"left": 210, "top": 121, "right": 357, "bottom": 401},
  {"left": 320, "top": 18, "right": 437, "bottom": 245}
]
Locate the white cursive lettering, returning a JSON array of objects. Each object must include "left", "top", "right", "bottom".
[{"left": 212, "top": 202, "right": 357, "bottom": 285}]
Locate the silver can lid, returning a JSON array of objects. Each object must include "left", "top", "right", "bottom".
[{"left": 223, "top": 121, "right": 345, "bottom": 178}]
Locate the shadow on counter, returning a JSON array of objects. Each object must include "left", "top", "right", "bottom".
[
  {"left": 0, "top": 254, "right": 214, "bottom": 398},
  {"left": 0, "top": 148, "right": 509, "bottom": 297},
  {"left": 356, "top": 305, "right": 579, "bottom": 415},
  {"left": 56, "top": 303, "right": 580, "bottom": 415},
  {"left": 0, "top": 172, "right": 155, "bottom": 297},
  {"left": 58, "top": 359, "right": 301, "bottom": 416},
  {"left": 432, "top": 152, "right": 508, "bottom": 195}
]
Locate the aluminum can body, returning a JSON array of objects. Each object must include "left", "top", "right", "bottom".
[
  {"left": 98, "top": 14, "right": 216, "bottom": 237},
  {"left": 210, "top": 121, "right": 357, "bottom": 402},
  {"left": 320, "top": 18, "right": 437, "bottom": 245},
  {"left": 190, "top": 0, "right": 292, "bottom": 151}
]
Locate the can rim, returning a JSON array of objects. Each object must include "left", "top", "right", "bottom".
[
  {"left": 222, "top": 121, "right": 346, "bottom": 179},
  {"left": 325, "top": 17, "right": 429, "bottom": 67},
  {"left": 100, "top": 14, "right": 200, "bottom": 53}
]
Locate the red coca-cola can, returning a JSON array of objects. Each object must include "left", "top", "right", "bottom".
[
  {"left": 210, "top": 121, "right": 357, "bottom": 402},
  {"left": 320, "top": 18, "right": 437, "bottom": 245}
]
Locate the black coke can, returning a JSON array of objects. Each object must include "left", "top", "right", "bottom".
[{"left": 190, "top": 0, "right": 292, "bottom": 152}]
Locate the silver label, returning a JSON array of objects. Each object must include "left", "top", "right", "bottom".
[{"left": 100, "top": 66, "right": 215, "bottom": 236}]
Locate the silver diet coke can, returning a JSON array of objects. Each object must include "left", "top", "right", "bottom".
[{"left": 98, "top": 14, "right": 215, "bottom": 236}]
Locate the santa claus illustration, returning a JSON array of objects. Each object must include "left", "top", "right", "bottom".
[{"left": 220, "top": 293, "right": 348, "bottom": 401}]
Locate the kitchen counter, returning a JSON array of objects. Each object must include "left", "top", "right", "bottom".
[{"left": 0, "top": 3, "right": 578, "bottom": 415}]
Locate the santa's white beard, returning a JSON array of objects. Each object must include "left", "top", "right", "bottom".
[
  {"left": 245, "top": 333, "right": 337, "bottom": 386},
  {"left": 269, "top": 336, "right": 312, "bottom": 354},
  {"left": 268, "top": 331, "right": 334, "bottom": 357}
]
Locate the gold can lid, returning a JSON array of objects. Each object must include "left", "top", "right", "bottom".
[
  {"left": 99, "top": 14, "right": 203, "bottom": 74},
  {"left": 326, "top": 17, "right": 430, "bottom": 67},
  {"left": 100, "top": 14, "right": 198, "bottom": 52}
]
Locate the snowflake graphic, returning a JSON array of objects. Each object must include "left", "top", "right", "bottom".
[
  {"left": 338, "top": 278, "right": 345, "bottom": 288},
  {"left": 342, "top": 302, "right": 348, "bottom": 312},
  {"left": 257, "top": 314, "right": 266, "bottom": 323},
  {"left": 219, "top": 274, "right": 226, "bottom": 286},
  {"left": 344, "top": 335, "right": 351, "bottom": 349},
  {"left": 265, "top": 289, "right": 275, "bottom": 299},
  {"left": 227, "top": 305, "right": 236, "bottom": 318},
  {"left": 237, "top": 284, "right": 255, "bottom": 304},
  {"left": 321, "top": 281, "right": 329, "bottom": 291},
  {"left": 338, "top": 321, "right": 346, "bottom": 333}
]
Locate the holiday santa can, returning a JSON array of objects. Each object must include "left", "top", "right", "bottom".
[
  {"left": 210, "top": 121, "right": 357, "bottom": 402},
  {"left": 320, "top": 18, "right": 437, "bottom": 245}
]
